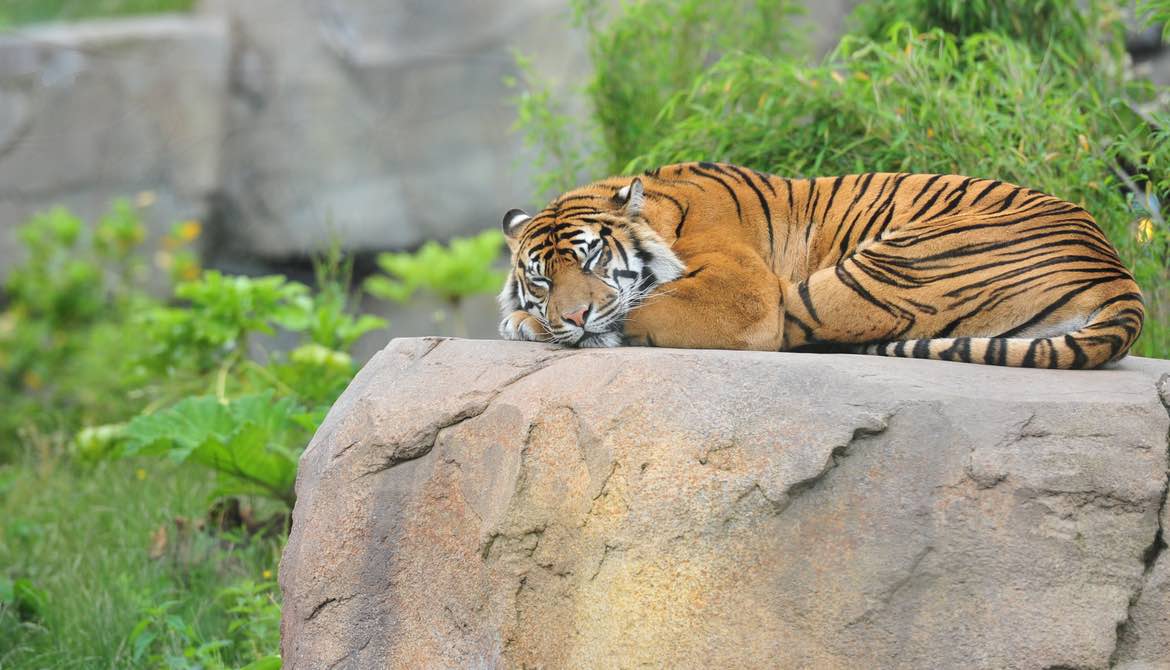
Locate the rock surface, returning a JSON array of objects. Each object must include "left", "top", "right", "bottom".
[
  {"left": 0, "top": 16, "right": 228, "bottom": 279},
  {"left": 195, "top": 0, "right": 593, "bottom": 260},
  {"left": 280, "top": 339, "right": 1170, "bottom": 669}
]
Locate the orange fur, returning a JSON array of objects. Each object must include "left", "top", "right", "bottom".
[{"left": 499, "top": 162, "right": 1143, "bottom": 368}]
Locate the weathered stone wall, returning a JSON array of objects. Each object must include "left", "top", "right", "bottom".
[
  {"left": 280, "top": 339, "right": 1170, "bottom": 669},
  {"left": 0, "top": 16, "right": 228, "bottom": 278},
  {"left": 193, "top": 0, "right": 595, "bottom": 262}
]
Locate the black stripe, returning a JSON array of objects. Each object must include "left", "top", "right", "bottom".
[
  {"left": 674, "top": 205, "right": 690, "bottom": 239},
  {"left": 690, "top": 166, "right": 743, "bottom": 222},
  {"left": 797, "top": 282, "right": 822, "bottom": 324},
  {"left": 750, "top": 168, "right": 777, "bottom": 196},
  {"left": 909, "top": 180, "right": 949, "bottom": 221},
  {"left": 909, "top": 174, "right": 944, "bottom": 206},
  {"left": 970, "top": 180, "right": 1002, "bottom": 206},
  {"left": 726, "top": 164, "right": 775, "bottom": 261}
]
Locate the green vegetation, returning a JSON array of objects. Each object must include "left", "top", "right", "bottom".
[
  {"left": 0, "top": 0, "right": 194, "bottom": 27},
  {"left": 515, "top": 0, "right": 1170, "bottom": 359},
  {"left": 0, "top": 202, "right": 503, "bottom": 666},
  {"left": 364, "top": 230, "right": 508, "bottom": 337},
  {"left": 1140, "top": 0, "right": 1170, "bottom": 40}
]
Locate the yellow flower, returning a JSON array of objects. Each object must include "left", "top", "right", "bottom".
[
  {"left": 179, "top": 263, "right": 202, "bottom": 281},
  {"left": 135, "top": 191, "right": 157, "bottom": 208},
  {"left": 135, "top": 468, "right": 147, "bottom": 481},
  {"left": 177, "top": 220, "right": 202, "bottom": 242},
  {"left": 926, "top": 128, "right": 935, "bottom": 139},
  {"left": 262, "top": 569, "right": 273, "bottom": 579},
  {"left": 1137, "top": 217, "right": 1155, "bottom": 244}
]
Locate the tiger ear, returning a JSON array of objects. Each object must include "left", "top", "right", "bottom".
[
  {"left": 616, "top": 178, "right": 645, "bottom": 217},
  {"left": 502, "top": 208, "right": 531, "bottom": 240}
]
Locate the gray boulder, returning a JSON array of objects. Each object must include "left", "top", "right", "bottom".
[
  {"left": 196, "top": 0, "right": 593, "bottom": 260},
  {"left": 280, "top": 339, "right": 1170, "bottom": 669},
  {"left": 0, "top": 16, "right": 228, "bottom": 280}
]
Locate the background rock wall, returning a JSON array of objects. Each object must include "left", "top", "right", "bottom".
[{"left": 0, "top": 16, "right": 227, "bottom": 277}]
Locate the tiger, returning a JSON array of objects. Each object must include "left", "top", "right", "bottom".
[{"left": 498, "top": 162, "right": 1144, "bottom": 368}]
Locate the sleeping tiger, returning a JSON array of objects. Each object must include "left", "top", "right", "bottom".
[{"left": 498, "top": 162, "right": 1144, "bottom": 368}]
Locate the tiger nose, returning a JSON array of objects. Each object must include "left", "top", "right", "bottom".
[{"left": 562, "top": 305, "right": 590, "bottom": 328}]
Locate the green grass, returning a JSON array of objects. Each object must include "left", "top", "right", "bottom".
[
  {"left": 0, "top": 0, "right": 194, "bottom": 26},
  {"left": 0, "top": 450, "right": 281, "bottom": 668}
]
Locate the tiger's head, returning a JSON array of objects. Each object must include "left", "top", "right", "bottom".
[{"left": 498, "top": 177, "right": 684, "bottom": 347}]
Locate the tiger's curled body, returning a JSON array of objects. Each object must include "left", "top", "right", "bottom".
[{"left": 498, "top": 162, "right": 1143, "bottom": 368}]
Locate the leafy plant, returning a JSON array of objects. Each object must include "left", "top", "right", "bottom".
[
  {"left": 364, "top": 230, "right": 507, "bottom": 337},
  {"left": 121, "top": 393, "right": 301, "bottom": 509},
  {"left": 122, "top": 263, "right": 383, "bottom": 508},
  {"left": 0, "top": 201, "right": 200, "bottom": 461},
  {"left": 850, "top": 0, "right": 1125, "bottom": 74},
  {"left": 1139, "top": 0, "right": 1170, "bottom": 40},
  {"left": 0, "top": 576, "right": 47, "bottom": 622},
  {"left": 511, "top": 0, "right": 806, "bottom": 202},
  {"left": 126, "top": 577, "right": 282, "bottom": 670},
  {"left": 573, "top": 0, "right": 807, "bottom": 175}
]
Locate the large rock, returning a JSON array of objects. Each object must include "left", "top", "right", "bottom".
[
  {"left": 0, "top": 16, "right": 228, "bottom": 280},
  {"left": 280, "top": 339, "right": 1170, "bottom": 669},
  {"left": 195, "top": 0, "right": 593, "bottom": 260}
]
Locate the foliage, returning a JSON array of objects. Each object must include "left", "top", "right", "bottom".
[
  {"left": 0, "top": 0, "right": 194, "bottom": 27},
  {"left": 1139, "top": 0, "right": 1170, "bottom": 40},
  {"left": 127, "top": 579, "right": 282, "bottom": 669},
  {"left": 850, "top": 0, "right": 1125, "bottom": 73},
  {"left": 364, "top": 229, "right": 507, "bottom": 336},
  {"left": 511, "top": 0, "right": 805, "bottom": 200},
  {"left": 572, "top": 0, "right": 806, "bottom": 175},
  {"left": 0, "top": 202, "right": 198, "bottom": 461},
  {"left": 0, "top": 204, "right": 383, "bottom": 664},
  {"left": 124, "top": 266, "right": 382, "bottom": 507},
  {"left": 513, "top": 0, "right": 1170, "bottom": 358},
  {"left": 508, "top": 54, "right": 601, "bottom": 198},
  {"left": 122, "top": 393, "right": 301, "bottom": 508}
]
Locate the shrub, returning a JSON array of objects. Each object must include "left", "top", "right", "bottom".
[
  {"left": 0, "top": 203, "right": 196, "bottom": 460},
  {"left": 364, "top": 230, "right": 507, "bottom": 337}
]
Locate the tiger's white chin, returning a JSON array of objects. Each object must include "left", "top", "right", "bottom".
[{"left": 577, "top": 331, "right": 623, "bottom": 348}]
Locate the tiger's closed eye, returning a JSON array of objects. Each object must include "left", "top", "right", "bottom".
[{"left": 527, "top": 276, "right": 551, "bottom": 296}]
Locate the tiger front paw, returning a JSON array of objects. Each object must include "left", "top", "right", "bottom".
[{"left": 499, "top": 310, "right": 550, "bottom": 342}]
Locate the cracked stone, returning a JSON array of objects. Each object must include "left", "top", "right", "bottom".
[{"left": 280, "top": 338, "right": 1170, "bottom": 669}]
